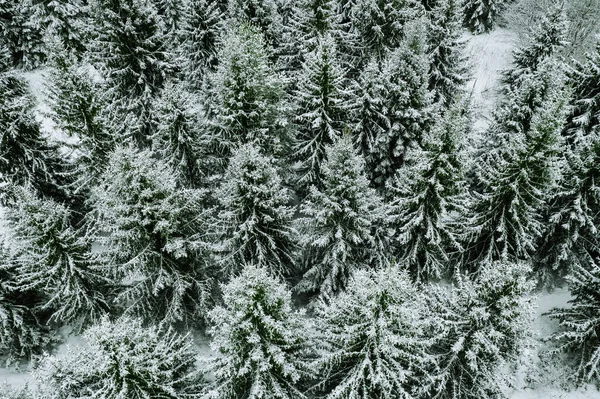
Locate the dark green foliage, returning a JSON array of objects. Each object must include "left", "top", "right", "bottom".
[
  {"left": 425, "top": 261, "right": 535, "bottom": 399},
  {"left": 0, "top": 0, "right": 45, "bottom": 69},
  {"left": 389, "top": 102, "right": 468, "bottom": 281},
  {"left": 214, "top": 144, "right": 297, "bottom": 278},
  {"left": 6, "top": 186, "right": 109, "bottom": 329},
  {"left": 91, "top": 146, "right": 213, "bottom": 327},
  {"left": 462, "top": 0, "right": 502, "bottom": 34},
  {"left": 546, "top": 259, "right": 600, "bottom": 384},
  {"left": 535, "top": 135, "right": 600, "bottom": 287},
  {"left": 37, "top": 317, "right": 204, "bottom": 398},
  {"left": 563, "top": 42, "right": 600, "bottom": 145},
  {"left": 0, "top": 74, "right": 68, "bottom": 203},
  {"left": 205, "top": 266, "right": 312, "bottom": 399},
  {"left": 296, "top": 135, "right": 388, "bottom": 297}
]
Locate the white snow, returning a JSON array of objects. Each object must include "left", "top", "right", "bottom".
[{"left": 464, "top": 28, "right": 518, "bottom": 134}]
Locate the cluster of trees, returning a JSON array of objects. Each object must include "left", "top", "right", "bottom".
[{"left": 0, "top": 0, "right": 599, "bottom": 397}]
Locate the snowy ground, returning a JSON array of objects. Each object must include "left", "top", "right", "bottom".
[{"left": 464, "top": 28, "right": 517, "bottom": 134}]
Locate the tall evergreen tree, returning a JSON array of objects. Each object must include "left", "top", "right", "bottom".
[
  {"left": 462, "top": 0, "right": 502, "bottom": 34},
  {"left": 36, "top": 317, "right": 204, "bottom": 398},
  {"left": 503, "top": 3, "right": 568, "bottom": 90},
  {"left": 45, "top": 53, "right": 114, "bottom": 193},
  {"left": 205, "top": 266, "right": 312, "bottom": 399},
  {"left": 151, "top": 82, "right": 205, "bottom": 188},
  {"left": 0, "top": 242, "right": 58, "bottom": 364},
  {"left": 0, "top": 74, "right": 68, "bottom": 203},
  {"left": 296, "top": 135, "right": 388, "bottom": 297},
  {"left": 31, "top": 0, "right": 88, "bottom": 57},
  {"left": 6, "top": 186, "right": 109, "bottom": 328},
  {"left": 563, "top": 42, "right": 600, "bottom": 145},
  {"left": 202, "top": 23, "right": 290, "bottom": 171},
  {"left": 312, "top": 267, "right": 431, "bottom": 398},
  {"left": 178, "top": 0, "right": 224, "bottom": 86},
  {"left": 90, "top": 146, "right": 213, "bottom": 327},
  {"left": 389, "top": 102, "right": 468, "bottom": 281},
  {"left": 227, "top": 0, "right": 283, "bottom": 48},
  {"left": 427, "top": 0, "right": 469, "bottom": 107},
  {"left": 88, "top": 0, "right": 175, "bottom": 145},
  {"left": 349, "top": 0, "right": 424, "bottom": 61},
  {"left": 293, "top": 35, "right": 350, "bottom": 191},
  {"left": 461, "top": 85, "right": 567, "bottom": 272},
  {"left": 424, "top": 261, "right": 535, "bottom": 399},
  {"left": 363, "top": 21, "right": 436, "bottom": 192},
  {"left": 0, "top": 0, "right": 45, "bottom": 68},
  {"left": 213, "top": 144, "right": 297, "bottom": 278},
  {"left": 535, "top": 134, "right": 600, "bottom": 287}
]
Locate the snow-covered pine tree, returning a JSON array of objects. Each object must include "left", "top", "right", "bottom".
[
  {"left": 31, "top": 0, "right": 88, "bottom": 58},
  {"left": 36, "top": 316, "right": 203, "bottom": 398},
  {"left": 546, "top": 259, "right": 600, "bottom": 384},
  {"left": 296, "top": 135, "right": 388, "bottom": 297},
  {"left": 349, "top": 0, "right": 424, "bottom": 62},
  {"left": 205, "top": 265, "right": 312, "bottom": 399},
  {"left": 534, "top": 134, "right": 600, "bottom": 287},
  {"left": 424, "top": 261, "right": 535, "bottom": 399},
  {"left": 503, "top": 3, "right": 568, "bottom": 91},
  {"left": 289, "top": 0, "right": 342, "bottom": 53},
  {"left": 461, "top": 83, "right": 567, "bottom": 272},
  {"left": 293, "top": 35, "right": 350, "bottom": 191},
  {"left": 227, "top": 0, "right": 283, "bottom": 49},
  {"left": 5, "top": 186, "right": 109, "bottom": 328},
  {"left": 0, "top": 242, "right": 58, "bottom": 365},
  {"left": 312, "top": 266, "right": 431, "bottom": 398},
  {"left": 90, "top": 146, "right": 213, "bottom": 327},
  {"left": 88, "top": 0, "right": 175, "bottom": 146},
  {"left": 427, "top": 0, "right": 469, "bottom": 107},
  {"left": 155, "top": 0, "right": 183, "bottom": 33},
  {"left": 0, "top": 73, "right": 69, "bottom": 203},
  {"left": 45, "top": 52, "right": 114, "bottom": 193},
  {"left": 178, "top": 0, "right": 224, "bottom": 86},
  {"left": 366, "top": 20, "right": 436, "bottom": 192},
  {"left": 462, "top": 0, "right": 502, "bottom": 34},
  {"left": 214, "top": 144, "right": 297, "bottom": 278},
  {"left": 389, "top": 102, "right": 468, "bottom": 281},
  {"left": 563, "top": 42, "right": 600, "bottom": 146},
  {"left": 151, "top": 82, "right": 205, "bottom": 188},
  {"left": 351, "top": 59, "right": 390, "bottom": 181},
  {"left": 0, "top": 0, "right": 45, "bottom": 68},
  {"left": 202, "top": 23, "right": 290, "bottom": 172}
]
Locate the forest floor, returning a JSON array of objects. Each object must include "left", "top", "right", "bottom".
[{"left": 2, "top": 28, "right": 600, "bottom": 398}]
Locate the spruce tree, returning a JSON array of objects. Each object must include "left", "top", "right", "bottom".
[
  {"left": 178, "top": 0, "right": 224, "bottom": 86},
  {"left": 6, "top": 186, "right": 109, "bottom": 328},
  {"left": 312, "top": 267, "right": 431, "bottom": 398},
  {"left": 461, "top": 85, "right": 567, "bottom": 271},
  {"left": 36, "top": 317, "right": 203, "bottom": 398},
  {"left": 563, "top": 42, "right": 600, "bottom": 145},
  {"left": 463, "top": 0, "right": 505, "bottom": 34},
  {"left": 296, "top": 135, "right": 388, "bottom": 297},
  {"left": 424, "top": 261, "right": 535, "bottom": 399},
  {"left": 389, "top": 102, "right": 468, "bottom": 281},
  {"left": 213, "top": 144, "right": 297, "bottom": 278},
  {"left": 535, "top": 135, "right": 600, "bottom": 287},
  {"left": 151, "top": 82, "right": 205, "bottom": 188},
  {"left": 293, "top": 35, "right": 350, "bottom": 191},
  {"left": 31, "top": 0, "right": 88, "bottom": 57},
  {"left": 0, "top": 242, "right": 57, "bottom": 364},
  {"left": 503, "top": 4, "right": 568, "bottom": 91},
  {"left": 364, "top": 21, "right": 436, "bottom": 192},
  {"left": 227, "top": 0, "right": 283, "bottom": 48},
  {"left": 205, "top": 266, "right": 312, "bottom": 399},
  {"left": 90, "top": 146, "right": 212, "bottom": 326},
  {"left": 202, "top": 23, "right": 290, "bottom": 171},
  {"left": 45, "top": 53, "right": 114, "bottom": 192},
  {"left": 350, "top": 0, "right": 424, "bottom": 61},
  {"left": 427, "top": 0, "right": 469, "bottom": 107},
  {"left": 546, "top": 259, "right": 600, "bottom": 384},
  {"left": 0, "top": 0, "right": 45, "bottom": 68},
  {"left": 0, "top": 73, "right": 68, "bottom": 202},
  {"left": 289, "top": 0, "right": 341, "bottom": 51}
]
